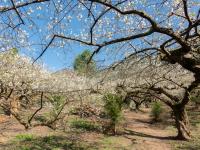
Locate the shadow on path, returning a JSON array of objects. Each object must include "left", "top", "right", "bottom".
[{"left": 124, "top": 129, "right": 176, "bottom": 141}]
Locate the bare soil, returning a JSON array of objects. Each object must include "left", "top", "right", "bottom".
[
  {"left": 0, "top": 109, "right": 177, "bottom": 150},
  {"left": 123, "top": 110, "right": 175, "bottom": 150}
]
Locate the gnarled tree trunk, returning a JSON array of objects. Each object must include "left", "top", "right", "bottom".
[
  {"left": 133, "top": 101, "right": 141, "bottom": 112},
  {"left": 173, "top": 105, "right": 191, "bottom": 140}
]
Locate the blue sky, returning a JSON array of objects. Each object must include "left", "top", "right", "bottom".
[
  {"left": 10, "top": 0, "right": 132, "bottom": 71},
  {"left": 38, "top": 44, "right": 91, "bottom": 71},
  {"left": 15, "top": 1, "right": 90, "bottom": 72}
]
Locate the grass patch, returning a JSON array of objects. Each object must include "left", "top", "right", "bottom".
[
  {"left": 172, "top": 135, "right": 200, "bottom": 150},
  {"left": 188, "top": 110, "right": 200, "bottom": 127},
  {"left": 70, "top": 118, "right": 100, "bottom": 132},
  {"left": 15, "top": 134, "right": 34, "bottom": 141},
  {"left": 8, "top": 135, "right": 90, "bottom": 150},
  {"left": 100, "top": 136, "right": 132, "bottom": 150}
]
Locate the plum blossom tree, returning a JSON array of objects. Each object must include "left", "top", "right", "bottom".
[
  {"left": 96, "top": 57, "right": 195, "bottom": 140},
  {"left": 0, "top": 49, "right": 95, "bottom": 129},
  {"left": 0, "top": 49, "right": 49, "bottom": 118}
]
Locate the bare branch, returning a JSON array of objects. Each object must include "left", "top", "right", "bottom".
[
  {"left": 150, "top": 86, "right": 180, "bottom": 103},
  {"left": 0, "top": 0, "right": 50, "bottom": 13},
  {"left": 88, "top": 0, "right": 157, "bottom": 27},
  {"left": 182, "top": 0, "right": 192, "bottom": 25},
  {"left": 28, "top": 92, "right": 43, "bottom": 124},
  {"left": 10, "top": 0, "right": 25, "bottom": 25}
]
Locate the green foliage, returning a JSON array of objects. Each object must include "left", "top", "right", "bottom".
[
  {"left": 34, "top": 113, "right": 50, "bottom": 122},
  {"left": 34, "top": 95, "right": 65, "bottom": 123},
  {"left": 101, "top": 136, "right": 132, "bottom": 149},
  {"left": 73, "top": 50, "right": 96, "bottom": 75},
  {"left": 10, "top": 135, "right": 89, "bottom": 150},
  {"left": 70, "top": 118, "right": 100, "bottom": 131},
  {"left": 151, "top": 101, "right": 163, "bottom": 122},
  {"left": 103, "top": 93, "right": 123, "bottom": 130},
  {"left": 19, "top": 146, "right": 31, "bottom": 150},
  {"left": 10, "top": 48, "right": 18, "bottom": 56},
  {"left": 15, "top": 134, "right": 34, "bottom": 141},
  {"left": 49, "top": 95, "right": 65, "bottom": 118}
]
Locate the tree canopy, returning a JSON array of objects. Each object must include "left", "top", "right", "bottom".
[{"left": 74, "top": 50, "right": 96, "bottom": 75}]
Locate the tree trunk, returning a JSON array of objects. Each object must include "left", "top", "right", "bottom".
[
  {"left": 173, "top": 105, "right": 191, "bottom": 140},
  {"left": 135, "top": 102, "right": 140, "bottom": 112},
  {"left": 132, "top": 101, "right": 141, "bottom": 112}
]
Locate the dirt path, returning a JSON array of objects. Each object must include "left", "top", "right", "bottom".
[
  {"left": 0, "top": 110, "right": 176, "bottom": 150},
  {"left": 123, "top": 110, "right": 175, "bottom": 150}
]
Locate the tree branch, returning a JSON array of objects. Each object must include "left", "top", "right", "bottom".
[
  {"left": 0, "top": 0, "right": 50, "bottom": 13},
  {"left": 28, "top": 92, "right": 43, "bottom": 125},
  {"left": 150, "top": 86, "right": 180, "bottom": 103},
  {"left": 182, "top": 0, "right": 192, "bottom": 25},
  {"left": 10, "top": 0, "right": 25, "bottom": 25}
]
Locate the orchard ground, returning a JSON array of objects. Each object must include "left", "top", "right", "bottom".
[{"left": 0, "top": 106, "right": 199, "bottom": 150}]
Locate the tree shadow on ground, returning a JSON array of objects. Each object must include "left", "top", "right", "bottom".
[
  {"left": 176, "top": 144, "right": 200, "bottom": 150},
  {"left": 124, "top": 129, "right": 176, "bottom": 141},
  {"left": 133, "top": 118, "right": 152, "bottom": 124},
  {"left": 1, "top": 135, "right": 99, "bottom": 150},
  {"left": 133, "top": 118, "right": 176, "bottom": 131}
]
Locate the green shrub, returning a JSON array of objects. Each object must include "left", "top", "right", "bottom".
[
  {"left": 103, "top": 93, "right": 123, "bottom": 134},
  {"left": 49, "top": 95, "right": 65, "bottom": 117},
  {"left": 34, "top": 115, "right": 46, "bottom": 122},
  {"left": 73, "top": 49, "right": 96, "bottom": 76},
  {"left": 18, "top": 146, "right": 31, "bottom": 150},
  {"left": 15, "top": 134, "right": 34, "bottom": 141},
  {"left": 70, "top": 118, "right": 100, "bottom": 131},
  {"left": 10, "top": 135, "right": 89, "bottom": 150},
  {"left": 151, "top": 101, "right": 163, "bottom": 122}
]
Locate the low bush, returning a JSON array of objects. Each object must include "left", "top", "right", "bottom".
[
  {"left": 10, "top": 135, "right": 89, "bottom": 150},
  {"left": 15, "top": 134, "right": 34, "bottom": 141},
  {"left": 103, "top": 93, "right": 123, "bottom": 134},
  {"left": 151, "top": 101, "right": 163, "bottom": 122},
  {"left": 70, "top": 118, "right": 100, "bottom": 131}
]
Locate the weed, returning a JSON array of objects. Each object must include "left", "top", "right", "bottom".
[
  {"left": 103, "top": 93, "right": 123, "bottom": 134},
  {"left": 15, "top": 134, "right": 34, "bottom": 141},
  {"left": 70, "top": 118, "right": 100, "bottom": 131},
  {"left": 151, "top": 101, "right": 163, "bottom": 122}
]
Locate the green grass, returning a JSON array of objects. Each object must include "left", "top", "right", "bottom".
[
  {"left": 70, "top": 118, "right": 101, "bottom": 131},
  {"left": 172, "top": 135, "right": 200, "bottom": 150},
  {"left": 8, "top": 135, "right": 91, "bottom": 150},
  {"left": 100, "top": 136, "right": 132, "bottom": 150},
  {"left": 15, "top": 134, "right": 34, "bottom": 141}
]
